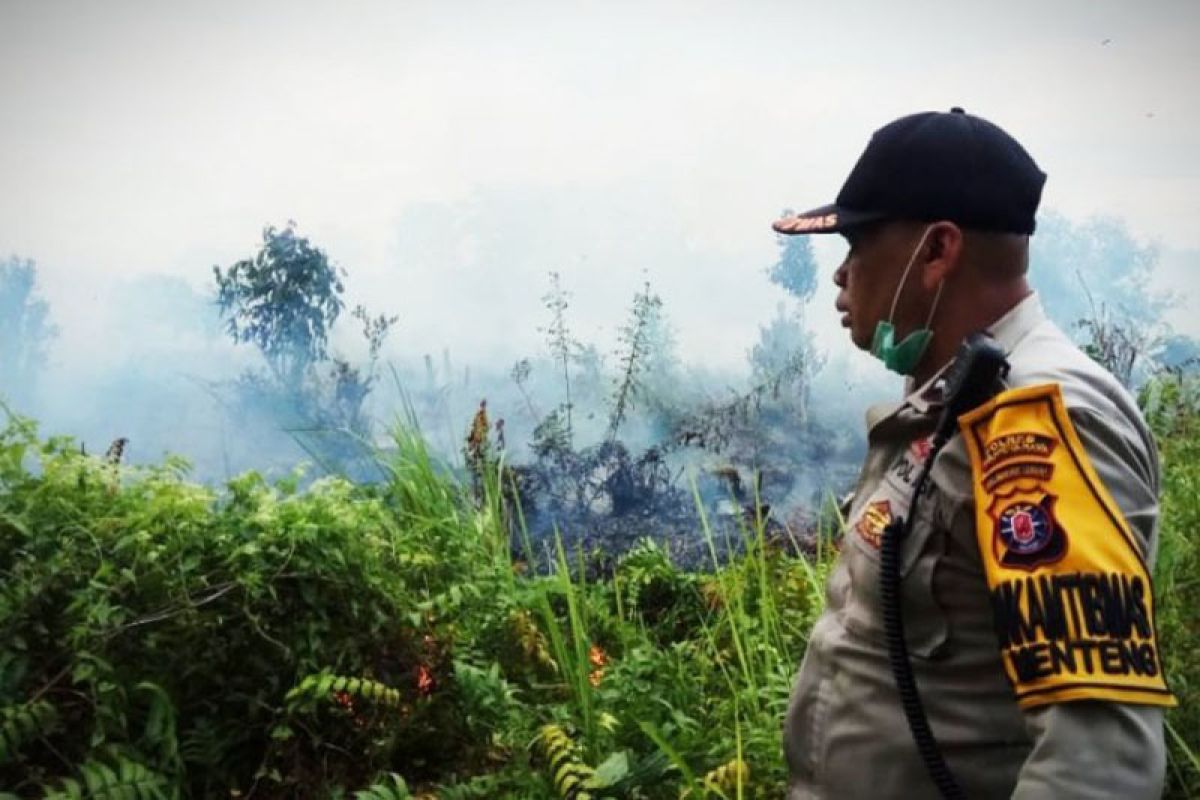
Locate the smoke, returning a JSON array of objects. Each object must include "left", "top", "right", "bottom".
[{"left": 2, "top": 194, "right": 1192, "bottom": 565}]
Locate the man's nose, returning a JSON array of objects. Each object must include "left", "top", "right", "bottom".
[{"left": 833, "top": 260, "right": 848, "bottom": 288}]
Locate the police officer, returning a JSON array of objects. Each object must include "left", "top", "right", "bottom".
[{"left": 772, "top": 108, "right": 1174, "bottom": 799}]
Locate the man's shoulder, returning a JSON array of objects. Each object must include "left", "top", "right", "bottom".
[
  {"left": 1003, "top": 315, "right": 1141, "bottom": 426},
  {"left": 991, "top": 316, "right": 1159, "bottom": 494}
]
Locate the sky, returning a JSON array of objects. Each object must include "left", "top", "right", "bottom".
[{"left": 2, "top": 0, "right": 1199, "bottom": 378}]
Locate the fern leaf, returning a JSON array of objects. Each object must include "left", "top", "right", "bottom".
[
  {"left": 81, "top": 761, "right": 116, "bottom": 794},
  {"left": 537, "top": 724, "right": 596, "bottom": 800},
  {"left": 434, "top": 774, "right": 506, "bottom": 800},
  {"left": 0, "top": 700, "right": 57, "bottom": 763},
  {"left": 134, "top": 682, "right": 180, "bottom": 773},
  {"left": 44, "top": 756, "right": 170, "bottom": 800},
  {"left": 287, "top": 672, "right": 405, "bottom": 712},
  {"left": 700, "top": 757, "right": 749, "bottom": 795},
  {"left": 42, "top": 777, "right": 85, "bottom": 800},
  {"left": 353, "top": 772, "right": 411, "bottom": 800}
]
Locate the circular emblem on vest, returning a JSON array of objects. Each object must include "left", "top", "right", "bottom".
[{"left": 999, "top": 501, "right": 1052, "bottom": 554}]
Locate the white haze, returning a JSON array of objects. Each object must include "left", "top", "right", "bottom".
[{"left": 1, "top": 0, "right": 1198, "bottom": 476}]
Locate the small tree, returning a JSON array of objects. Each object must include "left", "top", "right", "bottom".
[
  {"left": 213, "top": 223, "right": 396, "bottom": 466},
  {"left": 0, "top": 256, "right": 58, "bottom": 410},
  {"left": 540, "top": 272, "right": 578, "bottom": 445},
  {"left": 1075, "top": 298, "right": 1158, "bottom": 389},
  {"left": 329, "top": 304, "right": 399, "bottom": 430},
  {"left": 608, "top": 281, "right": 662, "bottom": 440},
  {"left": 768, "top": 213, "right": 819, "bottom": 302},
  {"left": 213, "top": 222, "right": 346, "bottom": 389},
  {"left": 749, "top": 303, "right": 822, "bottom": 421},
  {"left": 1031, "top": 212, "right": 1168, "bottom": 334},
  {"left": 753, "top": 221, "right": 823, "bottom": 420}
]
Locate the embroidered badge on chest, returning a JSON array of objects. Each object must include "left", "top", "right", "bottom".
[
  {"left": 849, "top": 433, "right": 933, "bottom": 551},
  {"left": 854, "top": 499, "right": 892, "bottom": 550},
  {"left": 990, "top": 491, "right": 1067, "bottom": 569}
]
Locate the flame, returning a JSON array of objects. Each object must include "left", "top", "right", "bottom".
[
  {"left": 588, "top": 644, "right": 608, "bottom": 668},
  {"left": 416, "top": 665, "right": 435, "bottom": 696}
]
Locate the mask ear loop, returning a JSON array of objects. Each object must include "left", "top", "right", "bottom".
[
  {"left": 924, "top": 279, "right": 946, "bottom": 328},
  {"left": 886, "top": 225, "right": 937, "bottom": 325}
]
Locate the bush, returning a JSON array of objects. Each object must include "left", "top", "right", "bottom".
[
  {"left": 4, "top": 390, "right": 1190, "bottom": 798},
  {"left": 0, "top": 410, "right": 511, "bottom": 796},
  {"left": 1144, "top": 374, "right": 1200, "bottom": 797}
]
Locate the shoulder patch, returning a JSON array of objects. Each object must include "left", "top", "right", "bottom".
[{"left": 958, "top": 383, "right": 1175, "bottom": 710}]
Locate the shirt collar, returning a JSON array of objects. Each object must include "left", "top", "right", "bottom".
[
  {"left": 871, "top": 292, "right": 1045, "bottom": 428},
  {"left": 986, "top": 290, "right": 1046, "bottom": 354},
  {"left": 901, "top": 361, "right": 952, "bottom": 415},
  {"left": 867, "top": 366, "right": 949, "bottom": 431}
]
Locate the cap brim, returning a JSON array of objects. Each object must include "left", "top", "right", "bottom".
[{"left": 771, "top": 204, "right": 888, "bottom": 235}]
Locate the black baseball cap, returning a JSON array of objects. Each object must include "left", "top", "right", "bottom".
[{"left": 773, "top": 107, "right": 1047, "bottom": 236}]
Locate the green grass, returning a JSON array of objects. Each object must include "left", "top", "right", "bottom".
[
  {"left": 0, "top": 375, "right": 1197, "bottom": 798},
  {"left": 1146, "top": 375, "right": 1200, "bottom": 798}
]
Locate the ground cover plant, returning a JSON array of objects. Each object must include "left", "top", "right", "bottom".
[
  {"left": 1144, "top": 372, "right": 1200, "bottom": 798},
  {"left": 0, "top": 402, "right": 837, "bottom": 798},
  {"left": 2, "top": 369, "right": 1198, "bottom": 798}
]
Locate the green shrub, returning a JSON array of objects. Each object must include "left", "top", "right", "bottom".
[
  {"left": 1145, "top": 373, "right": 1200, "bottom": 797},
  {"left": 0, "top": 411, "right": 503, "bottom": 795},
  {"left": 16, "top": 383, "right": 1191, "bottom": 799}
]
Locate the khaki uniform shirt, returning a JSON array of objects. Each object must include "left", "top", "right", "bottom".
[{"left": 784, "top": 293, "right": 1168, "bottom": 799}]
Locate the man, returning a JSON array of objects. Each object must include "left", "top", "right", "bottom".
[{"left": 773, "top": 108, "right": 1174, "bottom": 799}]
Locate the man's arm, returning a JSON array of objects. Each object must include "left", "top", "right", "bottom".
[
  {"left": 956, "top": 387, "right": 1174, "bottom": 797},
  {"left": 1011, "top": 404, "right": 1167, "bottom": 798},
  {"left": 1014, "top": 702, "right": 1164, "bottom": 799}
]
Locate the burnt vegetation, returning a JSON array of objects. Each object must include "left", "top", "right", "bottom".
[{"left": 447, "top": 232, "right": 856, "bottom": 568}]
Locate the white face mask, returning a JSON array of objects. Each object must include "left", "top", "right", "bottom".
[{"left": 869, "top": 225, "right": 945, "bottom": 376}]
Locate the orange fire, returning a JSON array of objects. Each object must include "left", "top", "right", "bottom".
[
  {"left": 416, "top": 665, "right": 435, "bottom": 696},
  {"left": 588, "top": 645, "right": 608, "bottom": 668},
  {"left": 588, "top": 645, "right": 608, "bottom": 687}
]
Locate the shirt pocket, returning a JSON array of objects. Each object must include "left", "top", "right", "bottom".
[{"left": 840, "top": 475, "right": 950, "bottom": 659}]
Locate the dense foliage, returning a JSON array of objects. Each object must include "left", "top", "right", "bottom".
[
  {"left": 0, "top": 407, "right": 832, "bottom": 798},
  {"left": 0, "top": 370, "right": 1197, "bottom": 797},
  {"left": 1144, "top": 374, "right": 1200, "bottom": 797}
]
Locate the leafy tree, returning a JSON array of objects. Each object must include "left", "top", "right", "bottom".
[
  {"left": 749, "top": 303, "right": 822, "bottom": 421},
  {"left": 767, "top": 214, "right": 819, "bottom": 302},
  {"left": 213, "top": 222, "right": 346, "bottom": 388},
  {"left": 751, "top": 222, "right": 823, "bottom": 420},
  {"left": 1158, "top": 334, "right": 1200, "bottom": 371},
  {"left": 1030, "top": 211, "right": 1167, "bottom": 332},
  {"left": 213, "top": 224, "right": 397, "bottom": 467},
  {"left": 640, "top": 297, "right": 680, "bottom": 382},
  {"left": 0, "top": 256, "right": 58, "bottom": 410},
  {"left": 1031, "top": 212, "right": 1200, "bottom": 387}
]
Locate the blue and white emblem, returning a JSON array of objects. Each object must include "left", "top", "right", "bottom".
[
  {"left": 990, "top": 492, "right": 1068, "bottom": 570},
  {"left": 999, "top": 502, "right": 1052, "bottom": 554}
]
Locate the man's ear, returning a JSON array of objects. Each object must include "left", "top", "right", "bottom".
[{"left": 920, "top": 221, "right": 963, "bottom": 290}]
